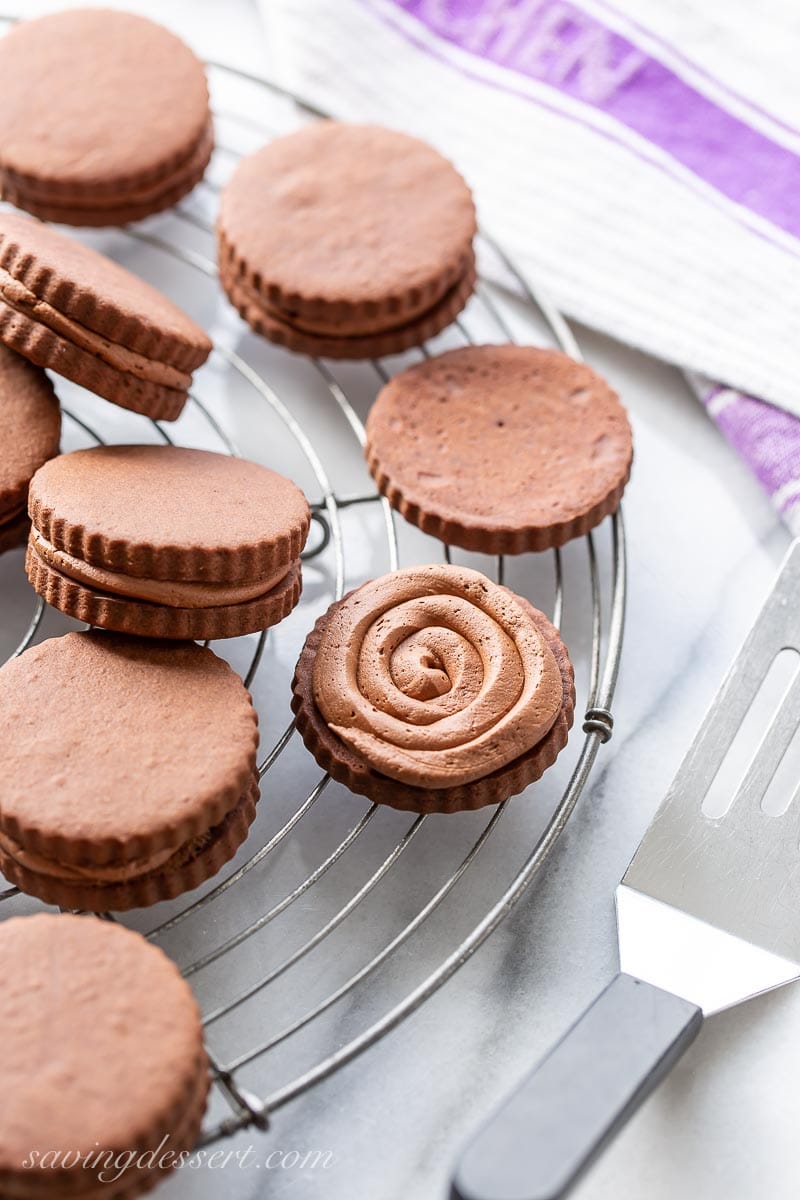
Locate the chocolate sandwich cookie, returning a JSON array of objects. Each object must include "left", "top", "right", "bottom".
[
  {"left": 0, "top": 211, "right": 212, "bottom": 421},
  {"left": 0, "top": 632, "right": 259, "bottom": 910},
  {"left": 0, "top": 345, "right": 60, "bottom": 553},
  {"left": 0, "top": 914, "right": 208, "bottom": 1198},
  {"left": 218, "top": 122, "right": 477, "bottom": 358},
  {"left": 292, "top": 564, "right": 575, "bottom": 814},
  {"left": 25, "top": 444, "right": 310, "bottom": 640},
  {"left": 365, "top": 345, "right": 633, "bottom": 552},
  {"left": 0, "top": 9, "right": 212, "bottom": 225}
]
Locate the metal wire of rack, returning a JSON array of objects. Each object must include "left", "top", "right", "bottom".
[{"left": 0, "top": 41, "right": 626, "bottom": 1148}]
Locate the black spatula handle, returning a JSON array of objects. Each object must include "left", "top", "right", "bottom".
[{"left": 451, "top": 973, "right": 702, "bottom": 1200}]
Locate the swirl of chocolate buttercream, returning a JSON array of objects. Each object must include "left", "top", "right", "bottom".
[{"left": 312, "top": 565, "right": 564, "bottom": 787}]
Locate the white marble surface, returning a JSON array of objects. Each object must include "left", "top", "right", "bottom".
[{"left": 1, "top": 4, "right": 797, "bottom": 1200}]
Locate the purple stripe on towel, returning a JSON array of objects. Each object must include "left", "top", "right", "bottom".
[
  {"left": 703, "top": 388, "right": 800, "bottom": 515},
  {"left": 585, "top": 0, "right": 800, "bottom": 140},
  {"left": 388, "top": 0, "right": 800, "bottom": 241}
]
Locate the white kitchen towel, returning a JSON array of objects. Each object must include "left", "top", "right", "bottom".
[{"left": 260, "top": 0, "right": 800, "bottom": 426}]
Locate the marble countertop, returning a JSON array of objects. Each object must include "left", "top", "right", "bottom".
[{"left": 2, "top": 4, "right": 796, "bottom": 1200}]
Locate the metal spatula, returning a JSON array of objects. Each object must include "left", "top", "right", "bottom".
[{"left": 452, "top": 541, "right": 800, "bottom": 1200}]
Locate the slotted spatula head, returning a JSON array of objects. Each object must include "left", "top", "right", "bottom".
[{"left": 617, "top": 541, "right": 800, "bottom": 1015}]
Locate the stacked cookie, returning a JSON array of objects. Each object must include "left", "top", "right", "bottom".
[
  {"left": 218, "top": 123, "right": 477, "bottom": 357},
  {"left": 25, "top": 444, "right": 310, "bottom": 640},
  {"left": 0, "top": 9, "right": 212, "bottom": 225},
  {"left": 0, "top": 212, "right": 212, "bottom": 422},
  {"left": 0, "top": 633, "right": 263, "bottom": 910}
]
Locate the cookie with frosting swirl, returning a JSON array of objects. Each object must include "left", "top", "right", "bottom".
[{"left": 292, "top": 565, "right": 574, "bottom": 813}]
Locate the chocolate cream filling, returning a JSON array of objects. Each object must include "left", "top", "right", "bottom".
[
  {"left": 0, "top": 266, "right": 191, "bottom": 389},
  {"left": 312, "top": 565, "right": 564, "bottom": 789},
  {"left": 29, "top": 529, "right": 292, "bottom": 609},
  {"left": 0, "top": 828, "right": 179, "bottom": 883},
  {"left": 0, "top": 792, "right": 248, "bottom": 885}
]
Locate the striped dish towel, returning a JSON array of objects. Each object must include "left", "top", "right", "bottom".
[{"left": 261, "top": 0, "right": 800, "bottom": 532}]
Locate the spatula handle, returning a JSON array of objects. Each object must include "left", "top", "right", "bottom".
[{"left": 451, "top": 973, "right": 702, "bottom": 1200}]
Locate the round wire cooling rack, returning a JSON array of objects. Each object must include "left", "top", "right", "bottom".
[{"left": 0, "top": 43, "right": 626, "bottom": 1149}]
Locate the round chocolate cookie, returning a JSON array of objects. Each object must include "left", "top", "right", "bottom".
[
  {"left": 0, "top": 632, "right": 259, "bottom": 910},
  {"left": 0, "top": 212, "right": 212, "bottom": 421},
  {"left": 0, "top": 9, "right": 212, "bottom": 225},
  {"left": 292, "top": 564, "right": 575, "bottom": 814},
  {"left": 0, "top": 345, "right": 60, "bottom": 553},
  {"left": 26, "top": 444, "right": 310, "bottom": 640},
  {"left": 0, "top": 913, "right": 208, "bottom": 1197},
  {"left": 365, "top": 345, "right": 633, "bottom": 552},
  {"left": 218, "top": 122, "right": 476, "bottom": 358}
]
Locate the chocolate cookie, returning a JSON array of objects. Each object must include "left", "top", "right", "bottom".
[
  {"left": 0, "top": 914, "right": 208, "bottom": 1197},
  {"left": 0, "top": 211, "right": 212, "bottom": 421},
  {"left": 0, "top": 632, "right": 259, "bottom": 910},
  {"left": 25, "top": 444, "right": 310, "bottom": 640},
  {"left": 218, "top": 122, "right": 476, "bottom": 358},
  {"left": 292, "top": 564, "right": 575, "bottom": 814},
  {"left": 0, "top": 9, "right": 212, "bottom": 225},
  {"left": 366, "top": 345, "right": 633, "bottom": 552},
  {"left": 0, "top": 345, "right": 60, "bottom": 553}
]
